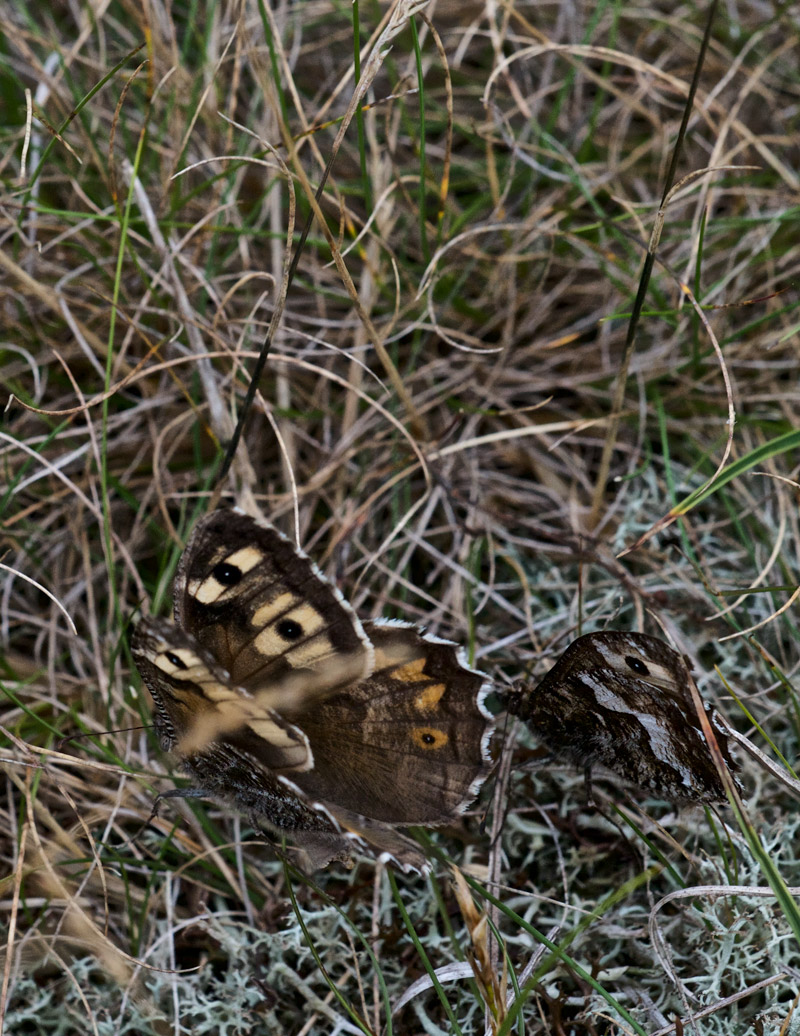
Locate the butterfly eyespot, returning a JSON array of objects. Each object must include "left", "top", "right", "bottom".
[
  {"left": 624, "top": 655, "right": 649, "bottom": 675},
  {"left": 211, "top": 561, "right": 243, "bottom": 586},
  {"left": 412, "top": 727, "right": 449, "bottom": 750},
  {"left": 277, "top": 618, "right": 303, "bottom": 641},
  {"left": 165, "top": 651, "right": 188, "bottom": 670}
]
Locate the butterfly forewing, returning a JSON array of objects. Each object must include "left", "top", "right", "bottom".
[
  {"left": 173, "top": 510, "right": 373, "bottom": 694},
  {"left": 131, "top": 616, "right": 314, "bottom": 772},
  {"left": 507, "top": 631, "right": 738, "bottom": 803}
]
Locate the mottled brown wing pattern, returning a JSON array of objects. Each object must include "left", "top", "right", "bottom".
[
  {"left": 505, "top": 631, "right": 739, "bottom": 803},
  {"left": 132, "top": 618, "right": 312, "bottom": 771},
  {"left": 132, "top": 613, "right": 429, "bottom": 871},
  {"left": 287, "top": 620, "right": 494, "bottom": 825},
  {"left": 173, "top": 509, "right": 373, "bottom": 693},
  {"left": 131, "top": 509, "right": 495, "bottom": 872}
]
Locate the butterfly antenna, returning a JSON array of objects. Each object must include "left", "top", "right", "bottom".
[{"left": 56, "top": 725, "right": 150, "bottom": 754}]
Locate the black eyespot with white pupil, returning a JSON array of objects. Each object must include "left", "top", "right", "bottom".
[
  {"left": 212, "top": 561, "right": 242, "bottom": 586},
  {"left": 166, "top": 651, "right": 188, "bottom": 670},
  {"left": 625, "top": 655, "right": 649, "bottom": 675},
  {"left": 277, "top": 619, "right": 303, "bottom": 641},
  {"left": 421, "top": 732, "right": 436, "bottom": 745}
]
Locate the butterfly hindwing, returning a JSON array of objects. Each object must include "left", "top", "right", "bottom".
[{"left": 287, "top": 620, "right": 494, "bottom": 825}]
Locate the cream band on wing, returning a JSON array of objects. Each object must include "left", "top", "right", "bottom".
[
  {"left": 187, "top": 546, "right": 265, "bottom": 604},
  {"left": 253, "top": 604, "right": 327, "bottom": 658},
  {"left": 176, "top": 695, "right": 311, "bottom": 769},
  {"left": 250, "top": 591, "right": 302, "bottom": 627},
  {"left": 153, "top": 649, "right": 236, "bottom": 699},
  {"left": 154, "top": 645, "right": 205, "bottom": 676},
  {"left": 283, "top": 631, "right": 339, "bottom": 669}
]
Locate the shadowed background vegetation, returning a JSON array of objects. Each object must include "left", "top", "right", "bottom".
[{"left": 1, "top": 0, "right": 799, "bottom": 1033}]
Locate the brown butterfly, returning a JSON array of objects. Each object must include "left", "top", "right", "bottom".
[
  {"left": 501, "top": 631, "right": 740, "bottom": 803},
  {"left": 131, "top": 509, "right": 494, "bottom": 872}
]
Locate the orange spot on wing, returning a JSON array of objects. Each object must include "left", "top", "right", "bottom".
[
  {"left": 414, "top": 683, "right": 445, "bottom": 711},
  {"left": 390, "top": 656, "right": 427, "bottom": 682},
  {"left": 412, "top": 727, "right": 449, "bottom": 750}
]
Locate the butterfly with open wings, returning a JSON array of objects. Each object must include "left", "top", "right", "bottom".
[{"left": 131, "top": 509, "right": 495, "bottom": 872}]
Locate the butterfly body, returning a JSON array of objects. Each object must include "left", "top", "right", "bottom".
[
  {"left": 505, "top": 631, "right": 739, "bottom": 803},
  {"left": 132, "top": 510, "right": 494, "bottom": 871}
]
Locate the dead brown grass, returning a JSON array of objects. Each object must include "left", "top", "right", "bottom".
[{"left": 1, "top": 0, "right": 799, "bottom": 1033}]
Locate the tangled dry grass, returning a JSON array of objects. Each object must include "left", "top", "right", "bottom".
[{"left": 1, "top": 0, "right": 799, "bottom": 1033}]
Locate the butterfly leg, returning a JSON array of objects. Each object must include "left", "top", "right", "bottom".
[
  {"left": 112, "top": 786, "right": 210, "bottom": 850},
  {"left": 583, "top": 764, "right": 595, "bottom": 806},
  {"left": 150, "top": 785, "right": 210, "bottom": 817}
]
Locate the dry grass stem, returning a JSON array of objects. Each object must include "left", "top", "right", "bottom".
[{"left": 2, "top": 1, "right": 798, "bottom": 1033}]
